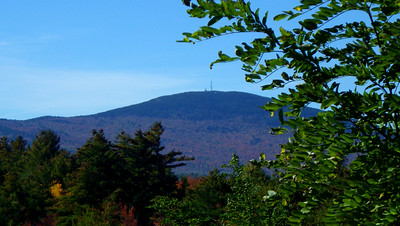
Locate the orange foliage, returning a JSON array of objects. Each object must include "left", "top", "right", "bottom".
[
  {"left": 176, "top": 176, "right": 202, "bottom": 190},
  {"left": 119, "top": 203, "right": 138, "bottom": 226},
  {"left": 186, "top": 176, "right": 202, "bottom": 189}
]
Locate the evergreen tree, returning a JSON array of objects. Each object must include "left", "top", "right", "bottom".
[
  {"left": 0, "top": 136, "right": 27, "bottom": 224},
  {"left": 17, "top": 130, "right": 71, "bottom": 223},
  {"left": 59, "top": 123, "right": 191, "bottom": 225},
  {"left": 10, "top": 135, "right": 27, "bottom": 154},
  {"left": 68, "top": 129, "right": 121, "bottom": 208},
  {"left": 28, "top": 130, "right": 60, "bottom": 163},
  {"left": 0, "top": 137, "right": 12, "bottom": 184},
  {"left": 114, "top": 122, "right": 192, "bottom": 224}
]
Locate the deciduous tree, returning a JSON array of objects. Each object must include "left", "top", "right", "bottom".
[{"left": 182, "top": 0, "right": 400, "bottom": 224}]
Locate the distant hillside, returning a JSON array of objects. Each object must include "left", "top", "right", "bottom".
[
  {"left": 0, "top": 91, "right": 320, "bottom": 175},
  {"left": 99, "top": 91, "right": 277, "bottom": 121}
]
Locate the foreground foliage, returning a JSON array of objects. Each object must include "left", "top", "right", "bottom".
[
  {"left": 152, "top": 154, "right": 287, "bottom": 225},
  {"left": 181, "top": 0, "right": 400, "bottom": 224},
  {"left": 0, "top": 123, "right": 191, "bottom": 225}
]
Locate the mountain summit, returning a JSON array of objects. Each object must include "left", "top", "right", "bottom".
[{"left": 98, "top": 91, "right": 271, "bottom": 120}]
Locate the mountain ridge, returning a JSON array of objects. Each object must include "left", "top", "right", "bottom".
[
  {"left": 0, "top": 91, "right": 320, "bottom": 174},
  {"left": 95, "top": 91, "right": 271, "bottom": 119}
]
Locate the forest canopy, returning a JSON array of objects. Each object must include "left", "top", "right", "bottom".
[{"left": 0, "top": 123, "right": 192, "bottom": 225}]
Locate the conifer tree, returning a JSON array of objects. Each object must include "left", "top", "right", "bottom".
[
  {"left": 16, "top": 130, "right": 69, "bottom": 222},
  {"left": 0, "top": 136, "right": 27, "bottom": 224},
  {"left": 59, "top": 123, "right": 191, "bottom": 225},
  {"left": 114, "top": 122, "right": 192, "bottom": 224},
  {"left": 68, "top": 129, "right": 121, "bottom": 208},
  {"left": 0, "top": 137, "right": 11, "bottom": 184}
]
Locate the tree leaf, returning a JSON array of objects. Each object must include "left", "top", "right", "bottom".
[{"left": 274, "top": 13, "right": 288, "bottom": 21}]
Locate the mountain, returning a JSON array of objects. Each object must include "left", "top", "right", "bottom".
[{"left": 0, "top": 91, "right": 320, "bottom": 175}]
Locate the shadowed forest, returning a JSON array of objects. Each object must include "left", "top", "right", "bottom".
[
  {"left": 0, "top": 123, "right": 188, "bottom": 225},
  {"left": 0, "top": 123, "right": 281, "bottom": 225}
]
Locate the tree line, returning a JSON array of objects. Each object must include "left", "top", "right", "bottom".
[
  {"left": 0, "top": 123, "right": 193, "bottom": 225},
  {"left": 0, "top": 123, "right": 282, "bottom": 225}
]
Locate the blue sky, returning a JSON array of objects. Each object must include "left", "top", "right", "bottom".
[{"left": 0, "top": 1, "right": 358, "bottom": 120}]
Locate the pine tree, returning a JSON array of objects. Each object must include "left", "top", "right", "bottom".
[
  {"left": 114, "top": 122, "right": 192, "bottom": 224},
  {"left": 68, "top": 129, "right": 121, "bottom": 207}
]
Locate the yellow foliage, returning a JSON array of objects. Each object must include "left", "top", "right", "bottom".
[{"left": 50, "top": 181, "right": 63, "bottom": 198}]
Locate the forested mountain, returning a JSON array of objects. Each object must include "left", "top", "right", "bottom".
[{"left": 0, "top": 91, "right": 320, "bottom": 174}]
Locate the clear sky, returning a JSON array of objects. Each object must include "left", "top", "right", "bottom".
[{"left": 0, "top": 1, "right": 356, "bottom": 120}]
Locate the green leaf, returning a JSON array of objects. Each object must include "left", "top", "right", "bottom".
[
  {"left": 281, "top": 72, "right": 289, "bottom": 80},
  {"left": 201, "top": 26, "right": 220, "bottom": 34},
  {"left": 208, "top": 16, "right": 222, "bottom": 26},
  {"left": 267, "top": 190, "right": 277, "bottom": 198},
  {"left": 278, "top": 109, "right": 284, "bottom": 124},
  {"left": 300, "top": 207, "right": 311, "bottom": 214},
  {"left": 218, "top": 50, "right": 236, "bottom": 61},
  {"left": 321, "top": 97, "right": 337, "bottom": 109},
  {"left": 353, "top": 195, "right": 362, "bottom": 203},
  {"left": 270, "top": 127, "right": 288, "bottom": 135},
  {"left": 300, "top": 19, "right": 318, "bottom": 30},
  {"left": 288, "top": 216, "right": 302, "bottom": 223},
  {"left": 263, "top": 102, "right": 281, "bottom": 111},
  {"left": 245, "top": 73, "right": 261, "bottom": 82},
  {"left": 279, "top": 27, "right": 291, "bottom": 36},
  {"left": 274, "top": 13, "right": 288, "bottom": 21}
]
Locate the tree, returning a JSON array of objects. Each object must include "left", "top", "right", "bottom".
[
  {"left": 57, "top": 129, "right": 123, "bottom": 225},
  {"left": 0, "top": 135, "right": 28, "bottom": 224},
  {"left": 68, "top": 129, "right": 121, "bottom": 208},
  {"left": 221, "top": 154, "right": 280, "bottom": 225},
  {"left": 114, "top": 122, "right": 193, "bottom": 224},
  {"left": 60, "top": 123, "right": 192, "bottom": 225},
  {"left": 1, "top": 131, "right": 72, "bottom": 224},
  {"left": 10, "top": 135, "right": 27, "bottom": 155},
  {"left": 152, "top": 169, "right": 231, "bottom": 225},
  {"left": 152, "top": 155, "right": 283, "bottom": 225},
  {"left": 0, "top": 137, "right": 12, "bottom": 184},
  {"left": 181, "top": 0, "right": 400, "bottom": 224}
]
